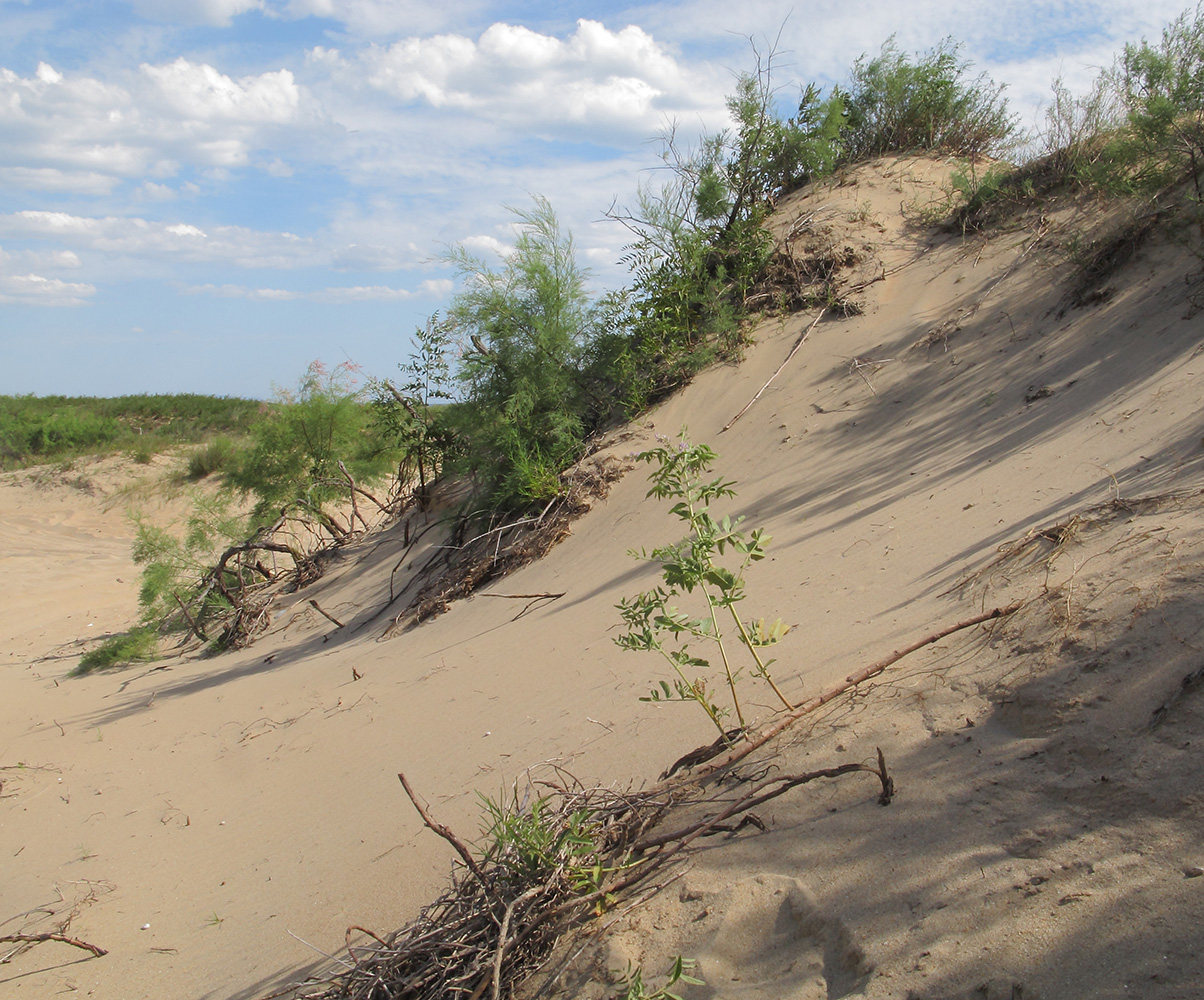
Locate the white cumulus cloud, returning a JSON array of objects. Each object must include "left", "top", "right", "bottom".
[
  {"left": 0, "top": 59, "right": 311, "bottom": 192},
  {"left": 141, "top": 59, "right": 300, "bottom": 122},
  {"left": 315, "top": 19, "right": 723, "bottom": 142},
  {"left": 0, "top": 266, "right": 94, "bottom": 306}
]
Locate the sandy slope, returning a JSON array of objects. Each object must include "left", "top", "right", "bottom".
[{"left": 3, "top": 156, "right": 1203, "bottom": 999}]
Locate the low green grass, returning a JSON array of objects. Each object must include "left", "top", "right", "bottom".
[{"left": 73, "top": 626, "right": 158, "bottom": 674}]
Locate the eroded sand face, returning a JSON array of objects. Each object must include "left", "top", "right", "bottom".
[{"left": 4, "top": 157, "right": 1204, "bottom": 999}]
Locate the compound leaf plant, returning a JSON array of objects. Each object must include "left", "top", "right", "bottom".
[{"left": 616, "top": 432, "right": 793, "bottom": 740}]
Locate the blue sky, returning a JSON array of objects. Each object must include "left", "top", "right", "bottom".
[{"left": 0, "top": 0, "right": 1193, "bottom": 398}]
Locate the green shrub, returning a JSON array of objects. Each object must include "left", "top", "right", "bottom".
[
  {"left": 1041, "top": 73, "right": 1123, "bottom": 187},
  {"left": 131, "top": 492, "right": 247, "bottom": 638},
  {"left": 1114, "top": 3, "right": 1204, "bottom": 200},
  {"left": 372, "top": 315, "right": 457, "bottom": 501},
  {"left": 837, "top": 36, "right": 1018, "bottom": 162},
  {"left": 442, "top": 198, "right": 602, "bottom": 511},
  {"left": 226, "top": 361, "right": 393, "bottom": 530},
  {"left": 74, "top": 626, "right": 158, "bottom": 674},
  {"left": 596, "top": 49, "right": 833, "bottom": 421}
]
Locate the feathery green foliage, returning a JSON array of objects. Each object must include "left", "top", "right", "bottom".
[
  {"left": 442, "top": 197, "right": 603, "bottom": 510},
  {"left": 74, "top": 627, "right": 158, "bottom": 675},
  {"left": 130, "top": 492, "right": 247, "bottom": 636},
  {"left": 372, "top": 314, "right": 459, "bottom": 502},
  {"left": 227, "top": 360, "right": 393, "bottom": 530},
  {"left": 1113, "top": 3, "right": 1204, "bottom": 200}
]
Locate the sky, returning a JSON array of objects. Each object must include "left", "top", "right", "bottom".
[{"left": 0, "top": 0, "right": 1194, "bottom": 399}]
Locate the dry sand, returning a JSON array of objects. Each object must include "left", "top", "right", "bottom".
[{"left": 3, "top": 156, "right": 1204, "bottom": 999}]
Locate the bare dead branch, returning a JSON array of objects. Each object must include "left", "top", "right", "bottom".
[
  {"left": 722, "top": 307, "right": 825, "bottom": 431},
  {"left": 309, "top": 600, "right": 345, "bottom": 629},
  {"left": 0, "top": 931, "right": 107, "bottom": 958}
]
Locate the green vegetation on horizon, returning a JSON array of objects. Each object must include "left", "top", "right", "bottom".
[{"left": 0, "top": 393, "right": 264, "bottom": 470}]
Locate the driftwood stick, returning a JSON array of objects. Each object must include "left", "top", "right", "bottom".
[
  {"left": 479, "top": 591, "right": 566, "bottom": 621},
  {"left": 309, "top": 599, "right": 345, "bottom": 629},
  {"left": 478, "top": 592, "right": 566, "bottom": 601},
  {"left": 722, "top": 307, "right": 825, "bottom": 432},
  {"left": 398, "top": 773, "right": 500, "bottom": 902},
  {"left": 352, "top": 482, "right": 391, "bottom": 514},
  {"left": 694, "top": 601, "right": 1023, "bottom": 779},
  {"left": 0, "top": 932, "right": 107, "bottom": 958}
]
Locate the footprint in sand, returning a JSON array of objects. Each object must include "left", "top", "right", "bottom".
[{"left": 673, "top": 873, "right": 871, "bottom": 1000}]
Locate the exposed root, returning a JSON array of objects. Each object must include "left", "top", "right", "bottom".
[
  {"left": 383, "top": 453, "right": 627, "bottom": 636},
  {"left": 745, "top": 216, "right": 872, "bottom": 317},
  {"left": 942, "top": 490, "right": 1204, "bottom": 601}
]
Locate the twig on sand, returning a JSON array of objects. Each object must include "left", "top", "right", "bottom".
[
  {"left": 692, "top": 601, "right": 1023, "bottom": 779},
  {"left": 478, "top": 592, "right": 566, "bottom": 620},
  {"left": 398, "top": 773, "right": 499, "bottom": 902},
  {"left": 1149, "top": 662, "right": 1204, "bottom": 729},
  {"left": 308, "top": 600, "right": 345, "bottom": 629},
  {"left": 722, "top": 307, "right": 826, "bottom": 432},
  {"left": 0, "top": 931, "right": 107, "bottom": 959}
]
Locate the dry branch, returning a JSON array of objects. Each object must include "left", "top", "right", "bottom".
[
  {"left": 722, "top": 307, "right": 825, "bottom": 432},
  {"left": 309, "top": 600, "right": 345, "bottom": 629},
  {"left": 0, "top": 931, "right": 107, "bottom": 959},
  {"left": 171, "top": 589, "right": 209, "bottom": 643},
  {"left": 692, "top": 601, "right": 1023, "bottom": 779},
  {"left": 632, "top": 753, "right": 892, "bottom": 853},
  {"left": 398, "top": 773, "right": 498, "bottom": 901}
]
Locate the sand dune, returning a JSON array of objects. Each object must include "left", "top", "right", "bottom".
[{"left": 3, "top": 156, "right": 1203, "bottom": 999}]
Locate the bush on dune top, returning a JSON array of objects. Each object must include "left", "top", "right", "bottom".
[{"left": 836, "top": 36, "right": 1020, "bottom": 163}]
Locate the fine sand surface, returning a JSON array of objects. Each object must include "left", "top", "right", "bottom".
[{"left": 3, "top": 157, "right": 1204, "bottom": 999}]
